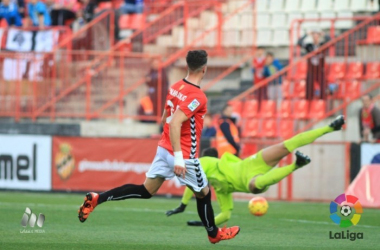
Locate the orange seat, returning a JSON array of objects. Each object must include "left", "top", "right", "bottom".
[
  {"left": 259, "top": 100, "right": 276, "bottom": 118},
  {"left": 292, "top": 61, "right": 307, "bottom": 80},
  {"left": 282, "top": 79, "right": 291, "bottom": 99},
  {"left": 293, "top": 100, "right": 309, "bottom": 119},
  {"left": 309, "top": 100, "right": 326, "bottom": 119},
  {"left": 0, "top": 18, "right": 7, "bottom": 28},
  {"left": 366, "top": 26, "right": 380, "bottom": 44},
  {"left": 328, "top": 62, "right": 346, "bottom": 82},
  {"left": 345, "top": 62, "right": 363, "bottom": 80},
  {"left": 242, "top": 100, "right": 259, "bottom": 118},
  {"left": 228, "top": 100, "right": 243, "bottom": 115},
  {"left": 242, "top": 119, "right": 259, "bottom": 138},
  {"left": 261, "top": 119, "right": 277, "bottom": 138},
  {"left": 278, "top": 100, "right": 292, "bottom": 118},
  {"left": 292, "top": 80, "right": 306, "bottom": 98},
  {"left": 365, "top": 62, "right": 380, "bottom": 79},
  {"left": 278, "top": 119, "right": 294, "bottom": 139}
]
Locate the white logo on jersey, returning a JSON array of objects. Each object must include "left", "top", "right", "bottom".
[
  {"left": 188, "top": 99, "right": 200, "bottom": 112},
  {"left": 169, "top": 88, "right": 187, "bottom": 101}
]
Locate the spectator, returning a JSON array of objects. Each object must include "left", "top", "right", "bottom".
[
  {"left": 72, "top": 8, "right": 85, "bottom": 32},
  {"left": 216, "top": 104, "right": 240, "bottom": 157},
  {"left": 202, "top": 114, "right": 216, "bottom": 138},
  {"left": 370, "top": 0, "right": 380, "bottom": 12},
  {"left": 252, "top": 47, "right": 267, "bottom": 100},
  {"left": 28, "top": 0, "right": 52, "bottom": 28},
  {"left": 10, "top": 0, "right": 25, "bottom": 17},
  {"left": 50, "top": 0, "right": 78, "bottom": 26},
  {"left": 120, "top": 0, "right": 143, "bottom": 14},
  {"left": 263, "top": 52, "right": 283, "bottom": 101},
  {"left": 298, "top": 29, "right": 330, "bottom": 100},
  {"left": 145, "top": 58, "right": 169, "bottom": 116},
  {"left": 359, "top": 94, "right": 380, "bottom": 142},
  {"left": 0, "top": 0, "right": 22, "bottom": 27},
  {"left": 81, "top": 0, "right": 96, "bottom": 23}
]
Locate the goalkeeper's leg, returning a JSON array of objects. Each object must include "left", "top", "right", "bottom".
[
  {"left": 261, "top": 115, "right": 344, "bottom": 167},
  {"left": 249, "top": 151, "right": 311, "bottom": 194}
]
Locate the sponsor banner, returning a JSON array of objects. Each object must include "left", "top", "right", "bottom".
[
  {"left": 360, "top": 143, "right": 380, "bottom": 166},
  {"left": 52, "top": 137, "right": 186, "bottom": 195},
  {"left": 346, "top": 165, "right": 380, "bottom": 208},
  {"left": 0, "top": 135, "right": 52, "bottom": 190}
]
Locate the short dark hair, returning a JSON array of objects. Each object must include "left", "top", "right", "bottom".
[
  {"left": 257, "top": 46, "right": 265, "bottom": 51},
  {"left": 363, "top": 94, "right": 372, "bottom": 99},
  {"left": 267, "top": 52, "right": 274, "bottom": 57},
  {"left": 202, "top": 147, "right": 218, "bottom": 158},
  {"left": 186, "top": 50, "right": 208, "bottom": 72}
]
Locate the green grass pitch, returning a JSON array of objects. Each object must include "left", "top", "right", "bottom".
[{"left": 0, "top": 191, "right": 379, "bottom": 250}]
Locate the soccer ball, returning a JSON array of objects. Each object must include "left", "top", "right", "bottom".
[
  {"left": 248, "top": 197, "right": 268, "bottom": 216},
  {"left": 340, "top": 205, "right": 352, "bottom": 217}
]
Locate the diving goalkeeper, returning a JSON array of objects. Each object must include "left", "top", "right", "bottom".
[{"left": 166, "top": 115, "right": 345, "bottom": 225}]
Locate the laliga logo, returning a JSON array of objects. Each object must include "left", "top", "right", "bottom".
[{"left": 329, "top": 194, "right": 363, "bottom": 241}]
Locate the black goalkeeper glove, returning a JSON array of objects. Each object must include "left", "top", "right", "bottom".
[
  {"left": 166, "top": 203, "right": 186, "bottom": 216},
  {"left": 187, "top": 220, "right": 204, "bottom": 226}
]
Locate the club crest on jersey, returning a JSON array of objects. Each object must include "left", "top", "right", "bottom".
[{"left": 188, "top": 99, "right": 200, "bottom": 111}]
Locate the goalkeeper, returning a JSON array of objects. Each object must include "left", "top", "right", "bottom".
[{"left": 166, "top": 115, "right": 345, "bottom": 225}]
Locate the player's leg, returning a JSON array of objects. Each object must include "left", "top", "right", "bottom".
[
  {"left": 261, "top": 115, "right": 345, "bottom": 167},
  {"left": 249, "top": 151, "right": 311, "bottom": 194},
  {"left": 78, "top": 147, "right": 171, "bottom": 223},
  {"left": 182, "top": 159, "right": 239, "bottom": 244}
]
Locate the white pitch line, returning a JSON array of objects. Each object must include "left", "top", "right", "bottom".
[
  {"left": 0, "top": 202, "right": 197, "bottom": 214},
  {"left": 281, "top": 219, "right": 380, "bottom": 229}
]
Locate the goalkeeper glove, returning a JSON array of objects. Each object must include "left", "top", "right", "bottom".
[{"left": 166, "top": 203, "right": 186, "bottom": 216}]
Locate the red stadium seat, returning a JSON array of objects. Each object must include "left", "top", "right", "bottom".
[
  {"left": 293, "top": 100, "right": 309, "bottom": 119},
  {"left": 328, "top": 62, "right": 346, "bottom": 82},
  {"left": 346, "top": 62, "right": 363, "bottom": 79},
  {"left": 278, "top": 119, "right": 294, "bottom": 139},
  {"left": 119, "top": 14, "right": 144, "bottom": 30},
  {"left": 129, "top": 14, "right": 145, "bottom": 30},
  {"left": 228, "top": 100, "right": 243, "bottom": 115},
  {"left": 345, "top": 81, "right": 361, "bottom": 99},
  {"left": 282, "top": 79, "right": 291, "bottom": 99},
  {"left": 0, "top": 18, "right": 7, "bottom": 28},
  {"left": 242, "top": 119, "right": 259, "bottom": 138},
  {"left": 292, "top": 61, "right": 307, "bottom": 80},
  {"left": 309, "top": 100, "right": 326, "bottom": 119},
  {"left": 292, "top": 80, "right": 306, "bottom": 98},
  {"left": 365, "top": 62, "right": 380, "bottom": 79},
  {"left": 278, "top": 100, "right": 292, "bottom": 118},
  {"left": 98, "top": 2, "right": 113, "bottom": 10},
  {"left": 261, "top": 119, "right": 277, "bottom": 138},
  {"left": 240, "top": 143, "right": 258, "bottom": 158},
  {"left": 335, "top": 81, "right": 346, "bottom": 99},
  {"left": 242, "top": 100, "right": 259, "bottom": 118},
  {"left": 366, "top": 26, "right": 380, "bottom": 44},
  {"left": 259, "top": 100, "right": 276, "bottom": 118}
]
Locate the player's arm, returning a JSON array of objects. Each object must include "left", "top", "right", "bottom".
[
  {"left": 169, "top": 109, "right": 188, "bottom": 178},
  {"left": 161, "top": 109, "right": 167, "bottom": 127},
  {"left": 166, "top": 187, "right": 194, "bottom": 216}
]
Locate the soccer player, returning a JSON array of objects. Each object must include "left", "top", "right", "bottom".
[
  {"left": 166, "top": 115, "right": 345, "bottom": 226},
  {"left": 77, "top": 50, "right": 240, "bottom": 244}
]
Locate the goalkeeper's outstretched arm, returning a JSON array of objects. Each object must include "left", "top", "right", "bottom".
[{"left": 166, "top": 187, "right": 194, "bottom": 216}]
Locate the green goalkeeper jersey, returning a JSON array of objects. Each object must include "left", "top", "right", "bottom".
[{"left": 182, "top": 151, "right": 272, "bottom": 224}]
